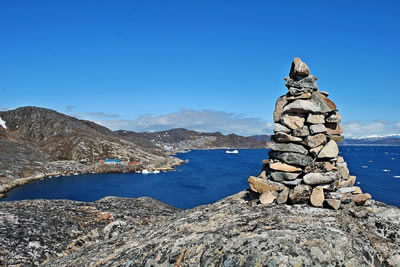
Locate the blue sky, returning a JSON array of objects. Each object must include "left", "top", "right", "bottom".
[{"left": 1, "top": 0, "right": 400, "bottom": 137}]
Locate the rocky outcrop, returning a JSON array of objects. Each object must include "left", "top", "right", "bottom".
[
  {"left": 254, "top": 57, "right": 369, "bottom": 208},
  {"left": 0, "top": 191, "right": 399, "bottom": 266},
  {"left": 0, "top": 107, "right": 183, "bottom": 198}
]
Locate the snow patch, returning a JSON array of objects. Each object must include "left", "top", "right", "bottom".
[{"left": 0, "top": 116, "right": 6, "bottom": 129}]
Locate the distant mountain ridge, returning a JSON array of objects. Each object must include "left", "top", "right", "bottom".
[
  {"left": 115, "top": 128, "right": 268, "bottom": 151},
  {"left": 342, "top": 135, "right": 400, "bottom": 146}
]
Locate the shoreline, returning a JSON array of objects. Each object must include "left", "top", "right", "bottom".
[{"left": 0, "top": 159, "right": 184, "bottom": 200}]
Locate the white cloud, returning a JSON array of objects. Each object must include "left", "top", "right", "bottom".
[
  {"left": 341, "top": 120, "right": 400, "bottom": 138},
  {"left": 96, "top": 109, "right": 273, "bottom": 136}
]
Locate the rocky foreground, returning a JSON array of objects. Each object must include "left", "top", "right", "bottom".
[{"left": 1, "top": 191, "right": 399, "bottom": 266}]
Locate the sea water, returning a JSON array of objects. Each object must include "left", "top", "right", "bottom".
[{"left": 2, "top": 147, "right": 400, "bottom": 209}]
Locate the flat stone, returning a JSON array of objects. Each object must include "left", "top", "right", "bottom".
[
  {"left": 320, "top": 91, "right": 329, "bottom": 96},
  {"left": 326, "top": 123, "right": 343, "bottom": 135},
  {"left": 352, "top": 186, "right": 363, "bottom": 194},
  {"left": 285, "top": 75, "right": 318, "bottom": 90},
  {"left": 325, "top": 199, "right": 341, "bottom": 210},
  {"left": 269, "top": 151, "right": 313, "bottom": 167},
  {"left": 289, "top": 184, "right": 311, "bottom": 204},
  {"left": 311, "top": 91, "right": 336, "bottom": 113},
  {"left": 337, "top": 156, "right": 344, "bottom": 163},
  {"left": 259, "top": 190, "right": 279, "bottom": 205},
  {"left": 309, "top": 124, "right": 327, "bottom": 134},
  {"left": 269, "top": 162, "right": 302, "bottom": 172},
  {"left": 277, "top": 188, "right": 289, "bottom": 204},
  {"left": 258, "top": 170, "right": 267, "bottom": 179},
  {"left": 307, "top": 114, "right": 325, "bottom": 124},
  {"left": 311, "top": 186, "right": 324, "bottom": 207},
  {"left": 248, "top": 176, "right": 287, "bottom": 193},
  {"left": 339, "top": 175, "right": 356, "bottom": 187},
  {"left": 337, "top": 162, "right": 349, "bottom": 180},
  {"left": 281, "top": 113, "right": 306, "bottom": 130},
  {"left": 273, "top": 95, "right": 288, "bottom": 122},
  {"left": 318, "top": 140, "right": 339, "bottom": 158},
  {"left": 327, "top": 192, "right": 343, "bottom": 199},
  {"left": 281, "top": 179, "right": 303, "bottom": 186},
  {"left": 352, "top": 193, "right": 371, "bottom": 206},
  {"left": 272, "top": 132, "right": 303, "bottom": 143},
  {"left": 338, "top": 187, "right": 359, "bottom": 194},
  {"left": 269, "top": 143, "right": 308, "bottom": 155},
  {"left": 305, "top": 133, "right": 327, "bottom": 148},
  {"left": 274, "top": 123, "right": 291, "bottom": 133},
  {"left": 270, "top": 171, "right": 300, "bottom": 182},
  {"left": 329, "top": 135, "right": 344, "bottom": 143},
  {"left": 286, "top": 92, "right": 312, "bottom": 101},
  {"left": 303, "top": 172, "right": 340, "bottom": 185},
  {"left": 289, "top": 57, "right": 310, "bottom": 78},
  {"left": 326, "top": 112, "right": 342, "bottom": 123},
  {"left": 293, "top": 126, "right": 310, "bottom": 137},
  {"left": 283, "top": 100, "right": 321, "bottom": 113}
]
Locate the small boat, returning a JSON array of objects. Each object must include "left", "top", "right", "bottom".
[{"left": 225, "top": 149, "right": 239, "bottom": 154}]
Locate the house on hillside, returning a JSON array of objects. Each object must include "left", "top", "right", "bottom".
[{"left": 103, "top": 158, "right": 121, "bottom": 165}]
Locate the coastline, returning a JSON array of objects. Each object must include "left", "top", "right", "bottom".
[{"left": 0, "top": 159, "right": 184, "bottom": 200}]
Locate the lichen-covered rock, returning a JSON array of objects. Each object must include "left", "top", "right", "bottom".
[{"left": 2, "top": 191, "right": 397, "bottom": 266}]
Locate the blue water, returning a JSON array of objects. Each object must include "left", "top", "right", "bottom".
[{"left": 1, "top": 147, "right": 400, "bottom": 208}]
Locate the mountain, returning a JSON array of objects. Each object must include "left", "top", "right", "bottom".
[
  {"left": 115, "top": 128, "right": 268, "bottom": 151},
  {"left": 342, "top": 135, "right": 400, "bottom": 145},
  {"left": 0, "top": 107, "right": 181, "bottom": 196}
]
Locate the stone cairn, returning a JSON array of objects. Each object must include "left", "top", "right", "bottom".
[{"left": 248, "top": 57, "right": 371, "bottom": 209}]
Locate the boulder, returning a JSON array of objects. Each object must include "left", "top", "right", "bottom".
[
  {"left": 259, "top": 190, "right": 279, "bottom": 205},
  {"left": 269, "top": 162, "right": 302, "bottom": 172},
  {"left": 352, "top": 193, "right": 372, "bottom": 206},
  {"left": 292, "top": 126, "right": 310, "bottom": 137},
  {"left": 311, "top": 186, "right": 324, "bottom": 207},
  {"left": 307, "top": 114, "right": 325, "bottom": 124},
  {"left": 283, "top": 100, "right": 321, "bottom": 113},
  {"left": 318, "top": 140, "right": 339, "bottom": 158},
  {"left": 311, "top": 91, "right": 336, "bottom": 113},
  {"left": 305, "top": 133, "right": 327, "bottom": 148},
  {"left": 326, "top": 111, "right": 342, "bottom": 123},
  {"left": 274, "top": 123, "right": 291, "bottom": 133},
  {"left": 248, "top": 176, "right": 287, "bottom": 193},
  {"left": 309, "top": 124, "right": 327, "bottom": 134},
  {"left": 277, "top": 188, "right": 289, "bottom": 204},
  {"left": 289, "top": 57, "right": 310, "bottom": 78},
  {"left": 269, "top": 151, "right": 313, "bottom": 167},
  {"left": 281, "top": 113, "right": 306, "bottom": 130},
  {"left": 270, "top": 171, "right": 300, "bottom": 182},
  {"left": 326, "top": 123, "right": 343, "bottom": 135},
  {"left": 289, "top": 184, "right": 311, "bottom": 204},
  {"left": 273, "top": 95, "right": 287, "bottom": 122},
  {"left": 272, "top": 132, "right": 303, "bottom": 143},
  {"left": 269, "top": 143, "right": 308, "bottom": 155},
  {"left": 303, "top": 172, "right": 340, "bottom": 185},
  {"left": 325, "top": 199, "right": 341, "bottom": 210}
]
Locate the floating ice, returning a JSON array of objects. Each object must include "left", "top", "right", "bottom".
[
  {"left": 383, "top": 169, "right": 391, "bottom": 172},
  {"left": 0, "top": 116, "right": 6, "bottom": 129},
  {"left": 362, "top": 166, "right": 368, "bottom": 168},
  {"left": 368, "top": 160, "right": 373, "bottom": 163},
  {"left": 394, "top": 176, "right": 400, "bottom": 178}
]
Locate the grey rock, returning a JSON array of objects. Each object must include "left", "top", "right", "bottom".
[
  {"left": 286, "top": 91, "right": 312, "bottom": 101},
  {"left": 277, "top": 189, "right": 289, "bottom": 204},
  {"left": 270, "top": 171, "right": 300, "bottom": 182},
  {"left": 309, "top": 124, "right": 327, "bottom": 134},
  {"left": 338, "top": 187, "right": 359, "bottom": 194},
  {"left": 306, "top": 113, "right": 325, "bottom": 124},
  {"left": 326, "top": 123, "right": 343, "bottom": 135},
  {"left": 305, "top": 133, "right": 327, "bottom": 148},
  {"left": 283, "top": 100, "right": 321, "bottom": 113},
  {"left": 310, "top": 91, "right": 337, "bottom": 113},
  {"left": 289, "top": 57, "right": 310, "bottom": 78},
  {"left": 321, "top": 180, "right": 339, "bottom": 191},
  {"left": 285, "top": 75, "right": 318, "bottom": 90},
  {"left": 272, "top": 132, "right": 303, "bottom": 143},
  {"left": 273, "top": 95, "right": 287, "bottom": 122},
  {"left": 326, "top": 111, "right": 342, "bottom": 123},
  {"left": 303, "top": 171, "right": 340, "bottom": 185},
  {"left": 269, "top": 143, "right": 308, "bottom": 155},
  {"left": 274, "top": 123, "right": 291, "bottom": 133},
  {"left": 281, "top": 179, "right": 303, "bottom": 186},
  {"left": 337, "top": 162, "right": 349, "bottom": 180},
  {"left": 289, "top": 184, "right": 312, "bottom": 204},
  {"left": 269, "top": 151, "right": 313, "bottom": 167},
  {"left": 318, "top": 140, "right": 339, "bottom": 158},
  {"left": 292, "top": 126, "right": 310, "bottom": 137}
]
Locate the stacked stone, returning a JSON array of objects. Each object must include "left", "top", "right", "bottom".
[{"left": 248, "top": 57, "right": 371, "bottom": 209}]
